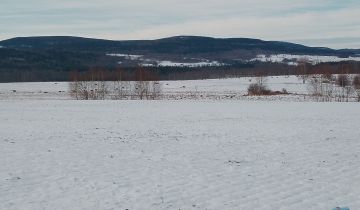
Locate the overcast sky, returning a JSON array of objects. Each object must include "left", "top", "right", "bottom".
[{"left": 1, "top": 0, "right": 359, "bottom": 49}]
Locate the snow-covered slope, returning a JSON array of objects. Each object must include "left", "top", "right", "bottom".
[
  {"left": 106, "top": 53, "right": 143, "bottom": 60},
  {"left": 106, "top": 52, "right": 360, "bottom": 67},
  {"left": 252, "top": 54, "right": 360, "bottom": 65},
  {"left": 106, "top": 53, "right": 225, "bottom": 67},
  {"left": 156, "top": 60, "right": 223, "bottom": 67}
]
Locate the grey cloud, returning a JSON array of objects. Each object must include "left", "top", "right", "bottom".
[{"left": 0, "top": 0, "right": 359, "bottom": 48}]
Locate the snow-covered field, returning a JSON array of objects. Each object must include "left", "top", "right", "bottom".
[
  {"left": 0, "top": 76, "right": 308, "bottom": 101},
  {"left": 1, "top": 100, "right": 360, "bottom": 210},
  {"left": 1, "top": 77, "right": 359, "bottom": 209}
]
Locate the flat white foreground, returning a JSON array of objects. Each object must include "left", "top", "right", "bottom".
[{"left": 1, "top": 100, "right": 360, "bottom": 210}]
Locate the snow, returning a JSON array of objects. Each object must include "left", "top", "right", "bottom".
[
  {"left": 141, "top": 63, "right": 155, "bottom": 67},
  {"left": 106, "top": 53, "right": 360, "bottom": 67},
  {"left": 1, "top": 100, "right": 360, "bottom": 210},
  {"left": 252, "top": 54, "right": 360, "bottom": 65},
  {"left": 106, "top": 53, "right": 143, "bottom": 60},
  {"left": 0, "top": 82, "right": 68, "bottom": 100},
  {"left": 156, "top": 60, "right": 224, "bottom": 67},
  {"left": 163, "top": 76, "right": 306, "bottom": 94},
  {"left": 105, "top": 53, "right": 225, "bottom": 67},
  {"left": 0, "top": 76, "right": 308, "bottom": 100}
]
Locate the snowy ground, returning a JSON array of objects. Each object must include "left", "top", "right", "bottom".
[
  {"left": 0, "top": 76, "right": 308, "bottom": 101},
  {"left": 0, "top": 77, "right": 359, "bottom": 209},
  {"left": 1, "top": 100, "right": 359, "bottom": 210}
]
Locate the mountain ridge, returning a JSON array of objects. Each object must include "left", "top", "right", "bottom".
[
  {"left": 1, "top": 35, "right": 360, "bottom": 82},
  {"left": 1, "top": 35, "right": 359, "bottom": 54}
]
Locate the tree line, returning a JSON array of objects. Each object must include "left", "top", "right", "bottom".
[{"left": 1, "top": 61, "right": 360, "bottom": 83}]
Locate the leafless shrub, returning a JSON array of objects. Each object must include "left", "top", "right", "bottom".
[
  {"left": 149, "top": 81, "right": 162, "bottom": 100},
  {"left": 322, "top": 72, "right": 334, "bottom": 83},
  {"left": 69, "top": 68, "right": 162, "bottom": 100},
  {"left": 112, "top": 80, "right": 131, "bottom": 100},
  {"left": 255, "top": 73, "right": 267, "bottom": 86},
  {"left": 336, "top": 74, "right": 353, "bottom": 102},
  {"left": 94, "top": 81, "right": 108, "bottom": 100},
  {"left": 133, "top": 68, "right": 162, "bottom": 100},
  {"left": 69, "top": 70, "right": 108, "bottom": 100},
  {"left": 247, "top": 71, "right": 272, "bottom": 95},
  {"left": 134, "top": 80, "right": 150, "bottom": 100},
  {"left": 75, "top": 81, "right": 108, "bottom": 100},
  {"left": 69, "top": 77, "right": 91, "bottom": 100},
  {"left": 306, "top": 74, "right": 336, "bottom": 102},
  {"left": 322, "top": 81, "right": 334, "bottom": 102},
  {"left": 247, "top": 83, "right": 271, "bottom": 95},
  {"left": 76, "top": 80, "right": 90, "bottom": 100},
  {"left": 296, "top": 58, "right": 310, "bottom": 84},
  {"left": 336, "top": 74, "right": 350, "bottom": 87},
  {"left": 353, "top": 75, "right": 360, "bottom": 102},
  {"left": 111, "top": 69, "right": 131, "bottom": 100},
  {"left": 307, "top": 76, "right": 322, "bottom": 101},
  {"left": 69, "top": 81, "right": 79, "bottom": 99},
  {"left": 282, "top": 88, "right": 288, "bottom": 94}
]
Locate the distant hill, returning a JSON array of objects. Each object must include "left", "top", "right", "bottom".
[
  {"left": 2, "top": 35, "right": 360, "bottom": 55},
  {"left": 0, "top": 36, "right": 360, "bottom": 82}
]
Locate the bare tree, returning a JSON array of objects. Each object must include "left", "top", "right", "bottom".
[
  {"left": 336, "top": 74, "right": 353, "bottom": 102},
  {"left": 322, "top": 80, "right": 334, "bottom": 102},
  {"left": 133, "top": 68, "right": 148, "bottom": 100},
  {"left": 78, "top": 80, "right": 91, "bottom": 100},
  {"left": 320, "top": 67, "right": 335, "bottom": 102},
  {"left": 133, "top": 68, "right": 162, "bottom": 100},
  {"left": 254, "top": 70, "right": 267, "bottom": 87},
  {"left": 353, "top": 75, "right": 360, "bottom": 102},
  {"left": 321, "top": 66, "right": 334, "bottom": 83},
  {"left": 69, "top": 72, "right": 80, "bottom": 99},
  {"left": 247, "top": 70, "right": 271, "bottom": 95},
  {"left": 149, "top": 81, "right": 162, "bottom": 100},
  {"left": 307, "top": 75, "right": 322, "bottom": 101},
  {"left": 306, "top": 72, "right": 337, "bottom": 102},
  {"left": 297, "top": 58, "right": 310, "bottom": 84},
  {"left": 96, "top": 70, "right": 108, "bottom": 100},
  {"left": 69, "top": 72, "right": 91, "bottom": 100},
  {"left": 112, "top": 69, "right": 131, "bottom": 100},
  {"left": 113, "top": 80, "right": 131, "bottom": 100},
  {"left": 69, "top": 70, "right": 109, "bottom": 100},
  {"left": 85, "top": 70, "right": 108, "bottom": 100},
  {"left": 134, "top": 80, "right": 149, "bottom": 100},
  {"left": 336, "top": 74, "right": 350, "bottom": 87}
]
